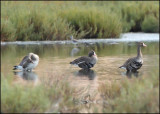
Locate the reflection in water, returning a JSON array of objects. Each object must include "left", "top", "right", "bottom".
[
  {"left": 74, "top": 69, "right": 96, "bottom": 80},
  {"left": 84, "top": 42, "right": 93, "bottom": 47},
  {"left": 13, "top": 71, "right": 38, "bottom": 80},
  {"left": 70, "top": 47, "right": 80, "bottom": 57},
  {"left": 126, "top": 71, "right": 139, "bottom": 78},
  {"left": 121, "top": 71, "right": 139, "bottom": 78}
]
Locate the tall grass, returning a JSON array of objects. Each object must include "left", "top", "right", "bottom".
[
  {"left": 1, "top": 74, "right": 79, "bottom": 113},
  {"left": 98, "top": 67, "right": 159, "bottom": 113},
  {"left": 59, "top": 7, "right": 122, "bottom": 39},
  {"left": 1, "top": 1, "right": 159, "bottom": 41},
  {"left": 1, "top": 5, "right": 74, "bottom": 41},
  {"left": 121, "top": 1, "right": 159, "bottom": 32}
]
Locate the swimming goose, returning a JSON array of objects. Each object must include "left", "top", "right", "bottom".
[
  {"left": 119, "top": 42, "right": 147, "bottom": 72},
  {"left": 70, "top": 35, "right": 78, "bottom": 43},
  {"left": 70, "top": 50, "right": 98, "bottom": 69},
  {"left": 13, "top": 53, "right": 39, "bottom": 71}
]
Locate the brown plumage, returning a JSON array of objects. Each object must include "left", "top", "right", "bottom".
[
  {"left": 119, "top": 42, "right": 147, "bottom": 72},
  {"left": 70, "top": 50, "right": 98, "bottom": 69}
]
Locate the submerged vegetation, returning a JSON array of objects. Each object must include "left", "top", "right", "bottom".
[{"left": 1, "top": 1, "right": 159, "bottom": 41}]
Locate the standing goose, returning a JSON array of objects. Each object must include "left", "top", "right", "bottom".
[
  {"left": 13, "top": 53, "right": 39, "bottom": 71},
  {"left": 70, "top": 50, "right": 98, "bottom": 69},
  {"left": 119, "top": 42, "right": 147, "bottom": 72}
]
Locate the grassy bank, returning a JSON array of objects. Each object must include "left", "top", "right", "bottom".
[{"left": 1, "top": 1, "right": 159, "bottom": 41}]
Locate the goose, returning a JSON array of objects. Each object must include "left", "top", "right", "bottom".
[
  {"left": 13, "top": 53, "right": 39, "bottom": 71},
  {"left": 70, "top": 35, "right": 91, "bottom": 46},
  {"left": 70, "top": 35, "right": 78, "bottom": 43},
  {"left": 119, "top": 42, "right": 147, "bottom": 72},
  {"left": 70, "top": 50, "right": 98, "bottom": 69}
]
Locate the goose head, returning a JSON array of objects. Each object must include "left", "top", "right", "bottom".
[
  {"left": 29, "top": 53, "right": 39, "bottom": 62},
  {"left": 88, "top": 50, "right": 97, "bottom": 57}
]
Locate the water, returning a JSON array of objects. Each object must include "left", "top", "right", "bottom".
[
  {"left": 1, "top": 33, "right": 159, "bottom": 112},
  {"left": 1, "top": 33, "right": 159, "bottom": 46}
]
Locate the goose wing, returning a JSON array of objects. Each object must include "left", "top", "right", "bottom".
[
  {"left": 130, "top": 59, "right": 143, "bottom": 70},
  {"left": 19, "top": 55, "right": 32, "bottom": 68},
  {"left": 19, "top": 56, "right": 29, "bottom": 66},
  {"left": 120, "top": 57, "right": 142, "bottom": 71},
  {"left": 70, "top": 56, "right": 93, "bottom": 69},
  {"left": 120, "top": 57, "right": 136, "bottom": 68}
]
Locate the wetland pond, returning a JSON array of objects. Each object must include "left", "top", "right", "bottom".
[{"left": 1, "top": 33, "right": 159, "bottom": 112}]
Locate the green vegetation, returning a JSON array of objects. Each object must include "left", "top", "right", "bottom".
[
  {"left": 120, "top": 2, "right": 159, "bottom": 32},
  {"left": 98, "top": 67, "right": 159, "bottom": 113},
  {"left": 2, "top": 67, "right": 159, "bottom": 113},
  {"left": 1, "top": 42, "right": 159, "bottom": 113},
  {"left": 1, "top": 1, "right": 159, "bottom": 41},
  {"left": 1, "top": 75, "right": 79, "bottom": 113}
]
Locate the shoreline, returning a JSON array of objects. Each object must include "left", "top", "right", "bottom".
[{"left": 1, "top": 33, "right": 159, "bottom": 45}]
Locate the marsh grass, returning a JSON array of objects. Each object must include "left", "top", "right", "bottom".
[
  {"left": 121, "top": 2, "right": 159, "bottom": 32},
  {"left": 98, "top": 67, "right": 159, "bottom": 113},
  {"left": 59, "top": 7, "right": 122, "bottom": 39},
  {"left": 1, "top": 1, "right": 159, "bottom": 41},
  {"left": 1, "top": 74, "right": 79, "bottom": 113}
]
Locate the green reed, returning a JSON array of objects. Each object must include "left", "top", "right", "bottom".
[
  {"left": 1, "top": 74, "right": 79, "bottom": 113},
  {"left": 98, "top": 67, "right": 159, "bottom": 113},
  {"left": 1, "top": 1, "right": 159, "bottom": 41}
]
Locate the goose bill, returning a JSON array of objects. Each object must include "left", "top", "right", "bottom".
[
  {"left": 143, "top": 43, "right": 147, "bottom": 47},
  {"left": 93, "top": 52, "right": 97, "bottom": 56}
]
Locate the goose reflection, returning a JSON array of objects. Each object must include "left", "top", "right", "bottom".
[
  {"left": 126, "top": 71, "right": 139, "bottom": 78},
  {"left": 74, "top": 69, "right": 96, "bottom": 80},
  {"left": 13, "top": 71, "right": 38, "bottom": 81},
  {"left": 70, "top": 47, "right": 80, "bottom": 57},
  {"left": 121, "top": 71, "right": 139, "bottom": 78}
]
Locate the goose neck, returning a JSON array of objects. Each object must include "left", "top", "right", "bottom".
[{"left": 137, "top": 45, "right": 142, "bottom": 58}]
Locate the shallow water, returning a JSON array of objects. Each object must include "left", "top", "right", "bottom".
[{"left": 1, "top": 33, "right": 159, "bottom": 112}]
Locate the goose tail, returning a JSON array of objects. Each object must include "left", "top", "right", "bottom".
[
  {"left": 13, "top": 65, "right": 23, "bottom": 70},
  {"left": 119, "top": 66, "right": 126, "bottom": 69}
]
